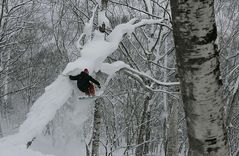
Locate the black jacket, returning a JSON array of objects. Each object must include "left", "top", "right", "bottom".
[{"left": 69, "top": 72, "right": 100, "bottom": 92}]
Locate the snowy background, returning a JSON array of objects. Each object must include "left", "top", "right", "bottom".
[{"left": 0, "top": 0, "right": 238, "bottom": 156}]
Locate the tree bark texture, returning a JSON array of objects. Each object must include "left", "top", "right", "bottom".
[
  {"left": 166, "top": 101, "right": 179, "bottom": 156},
  {"left": 143, "top": 109, "right": 151, "bottom": 154},
  {"left": 170, "top": 0, "right": 229, "bottom": 155},
  {"left": 91, "top": 98, "right": 103, "bottom": 156},
  {"left": 135, "top": 94, "right": 152, "bottom": 156}
]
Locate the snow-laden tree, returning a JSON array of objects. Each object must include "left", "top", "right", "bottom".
[
  {"left": 1, "top": 0, "right": 239, "bottom": 155},
  {"left": 170, "top": 0, "right": 229, "bottom": 155}
]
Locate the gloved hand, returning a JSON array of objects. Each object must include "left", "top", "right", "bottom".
[{"left": 98, "top": 85, "right": 101, "bottom": 89}]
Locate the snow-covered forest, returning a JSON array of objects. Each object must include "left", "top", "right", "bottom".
[{"left": 0, "top": 0, "right": 238, "bottom": 155}]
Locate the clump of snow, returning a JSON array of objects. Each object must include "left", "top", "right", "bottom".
[
  {"left": 98, "top": 10, "right": 111, "bottom": 29},
  {"left": 83, "top": 6, "right": 98, "bottom": 42},
  {"left": 161, "top": 111, "right": 169, "bottom": 119},
  {"left": 75, "top": 5, "right": 99, "bottom": 50},
  {"left": 107, "top": 18, "right": 137, "bottom": 44},
  {"left": 19, "top": 75, "right": 73, "bottom": 143},
  {"left": 65, "top": 18, "right": 166, "bottom": 76},
  {"left": 63, "top": 32, "right": 116, "bottom": 75},
  {"left": 100, "top": 61, "right": 129, "bottom": 75},
  {"left": 67, "top": 96, "right": 96, "bottom": 126},
  {"left": 64, "top": 19, "right": 139, "bottom": 75}
]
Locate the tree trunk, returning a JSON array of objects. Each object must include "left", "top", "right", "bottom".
[
  {"left": 166, "top": 101, "right": 179, "bottom": 156},
  {"left": 91, "top": 98, "right": 103, "bottom": 156},
  {"left": 169, "top": 0, "right": 229, "bottom": 155},
  {"left": 143, "top": 109, "right": 151, "bottom": 154},
  {"left": 91, "top": 1, "right": 108, "bottom": 155},
  {"left": 0, "top": 123, "right": 3, "bottom": 137},
  {"left": 135, "top": 94, "right": 152, "bottom": 156}
]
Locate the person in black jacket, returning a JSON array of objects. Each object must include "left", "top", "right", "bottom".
[{"left": 69, "top": 68, "right": 101, "bottom": 96}]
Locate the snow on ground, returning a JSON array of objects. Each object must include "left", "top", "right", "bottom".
[
  {"left": 0, "top": 75, "right": 74, "bottom": 156},
  {"left": 19, "top": 75, "right": 73, "bottom": 143},
  {"left": 30, "top": 133, "right": 87, "bottom": 156},
  {"left": 0, "top": 83, "right": 96, "bottom": 156},
  {"left": 0, "top": 144, "right": 54, "bottom": 156}
]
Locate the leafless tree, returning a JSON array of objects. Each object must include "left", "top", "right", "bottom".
[{"left": 170, "top": 0, "right": 229, "bottom": 155}]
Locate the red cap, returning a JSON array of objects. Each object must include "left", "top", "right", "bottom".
[{"left": 84, "top": 68, "right": 89, "bottom": 74}]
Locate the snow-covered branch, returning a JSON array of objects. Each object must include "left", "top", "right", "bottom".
[
  {"left": 64, "top": 18, "right": 170, "bottom": 75},
  {"left": 123, "top": 67, "right": 179, "bottom": 87},
  {"left": 84, "top": 5, "right": 98, "bottom": 42},
  {"left": 99, "top": 61, "right": 179, "bottom": 95},
  {"left": 107, "top": 18, "right": 171, "bottom": 44}
]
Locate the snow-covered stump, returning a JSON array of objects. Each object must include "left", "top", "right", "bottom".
[{"left": 170, "top": 0, "right": 229, "bottom": 155}]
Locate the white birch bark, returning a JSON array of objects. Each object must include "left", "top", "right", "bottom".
[
  {"left": 91, "top": 1, "right": 108, "bottom": 155},
  {"left": 169, "top": 0, "right": 229, "bottom": 155},
  {"left": 91, "top": 98, "right": 103, "bottom": 156}
]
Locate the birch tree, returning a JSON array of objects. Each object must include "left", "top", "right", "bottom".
[
  {"left": 91, "top": 98, "right": 104, "bottom": 156},
  {"left": 91, "top": 1, "right": 109, "bottom": 156},
  {"left": 170, "top": 0, "right": 229, "bottom": 155}
]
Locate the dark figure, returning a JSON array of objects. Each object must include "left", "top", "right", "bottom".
[
  {"left": 69, "top": 68, "right": 101, "bottom": 96},
  {"left": 26, "top": 137, "right": 36, "bottom": 149}
]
